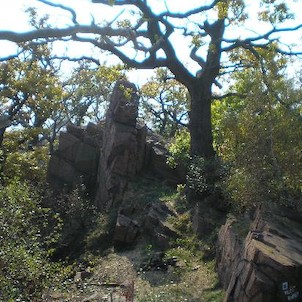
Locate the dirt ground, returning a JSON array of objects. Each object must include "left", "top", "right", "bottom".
[{"left": 43, "top": 242, "right": 222, "bottom": 302}]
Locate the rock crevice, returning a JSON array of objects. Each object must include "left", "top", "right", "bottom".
[{"left": 217, "top": 207, "right": 302, "bottom": 302}]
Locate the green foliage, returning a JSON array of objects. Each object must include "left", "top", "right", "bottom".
[
  {"left": 202, "top": 286, "right": 225, "bottom": 302},
  {"left": 0, "top": 129, "right": 49, "bottom": 183},
  {"left": 168, "top": 211, "right": 192, "bottom": 235},
  {"left": 167, "top": 130, "right": 227, "bottom": 200},
  {"left": 141, "top": 68, "right": 189, "bottom": 137},
  {"left": 0, "top": 180, "right": 65, "bottom": 301},
  {"left": 4, "top": 148, "right": 49, "bottom": 183},
  {"left": 125, "top": 178, "right": 176, "bottom": 207},
  {"left": 0, "top": 45, "right": 64, "bottom": 128},
  {"left": 191, "top": 34, "right": 204, "bottom": 48},
  {"left": 167, "top": 129, "right": 191, "bottom": 168},
  {"left": 187, "top": 157, "right": 208, "bottom": 196},
  {"left": 137, "top": 205, "right": 223, "bottom": 302},
  {"left": 187, "top": 156, "right": 227, "bottom": 198},
  {"left": 47, "top": 187, "right": 98, "bottom": 258},
  {"left": 0, "top": 41, "right": 66, "bottom": 160},
  {"left": 216, "top": 0, "right": 247, "bottom": 23},
  {"left": 65, "top": 62, "right": 126, "bottom": 125},
  {"left": 258, "top": 1, "right": 294, "bottom": 24},
  {"left": 162, "top": 184, "right": 188, "bottom": 214},
  {"left": 85, "top": 211, "right": 117, "bottom": 253},
  {"left": 0, "top": 36, "right": 124, "bottom": 160},
  {"left": 213, "top": 54, "right": 302, "bottom": 211}
]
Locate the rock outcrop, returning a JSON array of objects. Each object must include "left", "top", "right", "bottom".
[
  {"left": 47, "top": 122, "right": 103, "bottom": 194},
  {"left": 113, "top": 214, "right": 140, "bottom": 246},
  {"left": 113, "top": 196, "right": 179, "bottom": 249},
  {"left": 144, "top": 133, "right": 186, "bottom": 185},
  {"left": 47, "top": 80, "right": 185, "bottom": 209},
  {"left": 95, "top": 80, "right": 146, "bottom": 210},
  {"left": 217, "top": 206, "right": 302, "bottom": 302},
  {"left": 143, "top": 202, "right": 178, "bottom": 249}
]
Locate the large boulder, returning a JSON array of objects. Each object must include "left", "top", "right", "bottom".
[
  {"left": 47, "top": 122, "right": 103, "bottom": 192},
  {"left": 217, "top": 206, "right": 302, "bottom": 302},
  {"left": 143, "top": 202, "right": 178, "bottom": 249},
  {"left": 47, "top": 154, "right": 82, "bottom": 187},
  {"left": 113, "top": 214, "right": 139, "bottom": 246}
]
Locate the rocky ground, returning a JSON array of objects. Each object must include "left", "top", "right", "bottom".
[
  {"left": 42, "top": 241, "right": 223, "bottom": 302},
  {"left": 41, "top": 179, "right": 224, "bottom": 302},
  {"left": 43, "top": 80, "right": 224, "bottom": 301}
]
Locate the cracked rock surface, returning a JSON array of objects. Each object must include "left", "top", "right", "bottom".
[{"left": 217, "top": 206, "right": 302, "bottom": 302}]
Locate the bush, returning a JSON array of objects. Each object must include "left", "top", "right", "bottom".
[
  {"left": 212, "top": 73, "right": 302, "bottom": 212},
  {"left": 187, "top": 156, "right": 227, "bottom": 198},
  {"left": 167, "top": 129, "right": 191, "bottom": 168},
  {"left": 85, "top": 210, "right": 117, "bottom": 253},
  {"left": 0, "top": 180, "right": 65, "bottom": 301},
  {"left": 45, "top": 187, "right": 98, "bottom": 259}
]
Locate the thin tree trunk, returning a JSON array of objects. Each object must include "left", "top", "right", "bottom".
[
  {"left": 0, "top": 127, "right": 6, "bottom": 183},
  {"left": 0, "top": 127, "right": 5, "bottom": 148}
]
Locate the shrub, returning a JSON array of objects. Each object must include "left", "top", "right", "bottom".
[
  {"left": 85, "top": 212, "right": 115, "bottom": 253},
  {"left": 0, "top": 180, "right": 65, "bottom": 301},
  {"left": 46, "top": 187, "right": 98, "bottom": 259},
  {"left": 187, "top": 156, "right": 227, "bottom": 198},
  {"left": 212, "top": 72, "right": 302, "bottom": 212},
  {"left": 167, "top": 129, "right": 191, "bottom": 168}
]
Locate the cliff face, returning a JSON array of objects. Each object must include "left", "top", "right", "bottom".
[{"left": 217, "top": 207, "right": 302, "bottom": 302}]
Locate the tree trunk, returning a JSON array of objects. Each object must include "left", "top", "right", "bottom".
[
  {"left": 189, "top": 81, "right": 215, "bottom": 159},
  {"left": 187, "top": 19, "right": 225, "bottom": 159},
  {"left": 0, "top": 127, "right": 5, "bottom": 148},
  {"left": 0, "top": 127, "right": 6, "bottom": 183},
  {"left": 186, "top": 80, "right": 218, "bottom": 203}
]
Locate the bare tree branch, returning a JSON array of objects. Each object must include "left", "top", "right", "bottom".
[
  {"left": 50, "top": 55, "right": 101, "bottom": 66},
  {"left": 0, "top": 25, "right": 139, "bottom": 43},
  {"left": 276, "top": 48, "right": 302, "bottom": 56},
  {"left": 158, "top": 0, "right": 220, "bottom": 19},
  {"left": 222, "top": 24, "right": 302, "bottom": 52},
  {"left": 92, "top": 0, "right": 134, "bottom": 6},
  {"left": 225, "top": 24, "right": 302, "bottom": 45},
  {"left": 0, "top": 49, "right": 26, "bottom": 62},
  {"left": 37, "top": 0, "right": 79, "bottom": 25},
  {"left": 71, "top": 34, "right": 168, "bottom": 69},
  {"left": 190, "top": 46, "right": 205, "bottom": 68},
  {"left": 212, "top": 92, "right": 247, "bottom": 100}
]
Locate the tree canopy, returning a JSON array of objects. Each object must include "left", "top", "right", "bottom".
[
  {"left": 0, "top": 2, "right": 302, "bottom": 297},
  {"left": 141, "top": 68, "right": 189, "bottom": 137},
  {"left": 0, "top": 0, "right": 301, "bottom": 202}
]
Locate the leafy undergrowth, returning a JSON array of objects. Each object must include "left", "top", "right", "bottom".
[{"left": 43, "top": 179, "right": 224, "bottom": 302}]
